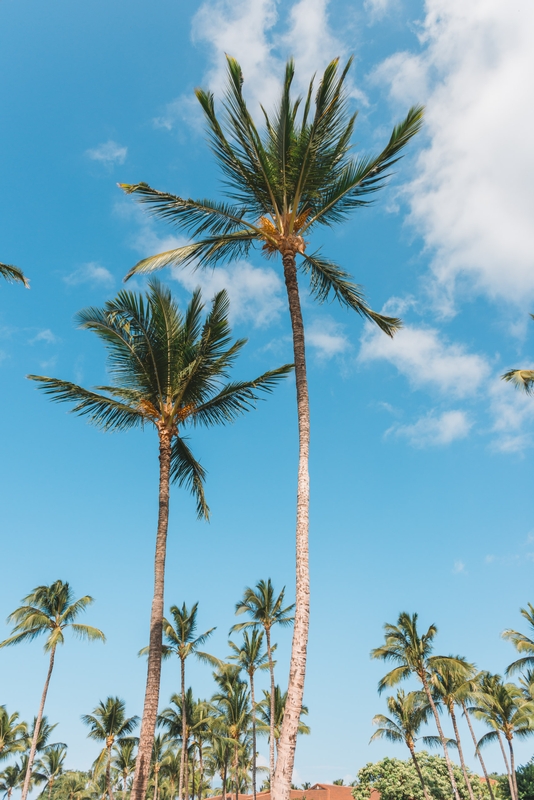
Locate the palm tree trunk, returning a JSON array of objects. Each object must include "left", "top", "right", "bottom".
[
  {"left": 234, "top": 743, "right": 239, "bottom": 800},
  {"left": 461, "top": 701, "right": 496, "bottom": 800},
  {"left": 222, "top": 761, "right": 227, "bottom": 800},
  {"left": 407, "top": 742, "right": 431, "bottom": 800},
  {"left": 154, "top": 767, "right": 159, "bottom": 800},
  {"left": 265, "top": 628, "right": 276, "bottom": 783},
  {"left": 507, "top": 736, "right": 519, "bottom": 800},
  {"left": 199, "top": 743, "right": 204, "bottom": 800},
  {"left": 272, "top": 252, "right": 310, "bottom": 800},
  {"left": 420, "top": 672, "right": 461, "bottom": 800},
  {"left": 107, "top": 745, "right": 115, "bottom": 800},
  {"left": 179, "top": 659, "right": 187, "bottom": 800},
  {"left": 184, "top": 741, "right": 190, "bottom": 800},
  {"left": 21, "top": 645, "right": 56, "bottom": 800},
  {"left": 449, "top": 704, "right": 475, "bottom": 800},
  {"left": 497, "top": 732, "right": 515, "bottom": 800},
  {"left": 250, "top": 670, "right": 257, "bottom": 800},
  {"left": 130, "top": 429, "right": 172, "bottom": 800}
]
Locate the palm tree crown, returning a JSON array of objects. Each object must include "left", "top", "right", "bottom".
[
  {"left": 503, "top": 603, "right": 534, "bottom": 676},
  {"left": 0, "top": 708, "right": 27, "bottom": 763}
]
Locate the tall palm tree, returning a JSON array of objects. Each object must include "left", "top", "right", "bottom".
[
  {"left": 228, "top": 631, "right": 269, "bottom": 800},
  {"left": 0, "top": 707, "right": 27, "bottom": 763},
  {"left": 0, "top": 581, "right": 105, "bottom": 800},
  {"left": 503, "top": 604, "right": 534, "bottom": 676},
  {"left": 35, "top": 746, "right": 67, "bottom": 800},
  {"left": 112, "top": 740, "right": 137, "bottom": 799},
  {"left": 187, "top": 700, "right": 214, "bottom": 800},
  {"left": 82, "top": 698, "right": 139, "bottom": 800},
  {"left": 119, "top": 57, "right": 423, "bottom": 800},
  {"left": 232, "top": 580, "right": 293, "bottom": 781},
  {"left": 470, "top": 674, "right": 534, "bottom": 800},
  {"left": 370, "top": 689, "right": 438, "bottom": 800},
  {"left": 0, "top": 263, "right": 29, "bottom": 287},
  {"left": 370, "top": 612, "right": 466, "bottom": 800},
  {"left": 502, "top": 316, "right": 534, "bottom": 392},
  {"left": 27, "top": 282, "right": 291, "bottom": 800},
  {"left": 151, "top": 603, "right": 216, "bottom": 800},
  {"left": 430, "top": 658, "right": 478, "bottom": 800},
  {"left": 256, "top": 687, "right": 310, "bottom": 756}
]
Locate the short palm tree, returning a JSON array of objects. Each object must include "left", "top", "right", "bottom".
[
  {"left": 212, "top": 673, "right": 251, "bottom": 800},
  {"left": 503, "top": 603, "right": 534, "bottom": 676},
  {"left": 27, "top": 717, "right": 65, "bottom": 756},
  {"left": 371, "top": 612, "right": 466, "bottom": 800},
  {"left": 502, "top": 316, "right": 534, "bottom": 392},
  {"left": 54, "top": 771, "right": 90, "bottom": 800},
  {"left": 0, "top": 262, "right": 29, "bottom": 287},
  {"left": 228, "top": 630, "right": 270, "bottom": 800},
  {"left": 232, "top": 579, "right": 293, "bottom": 781},
  {"left": 27, "top": 282, "right": 291, "bottom": 800},
  {"left": 0, "top": 765, "right": 22, "bottom": 800},
  {"left": 35, "top": 745, "right": 67, "bottom": 800},
  {"left": 120, "top": 56, "right": 423, "bottom": 800},
  {"left": 111, "top": 740, "right": 137, "bottom": 799},
  {"left": 0, "top": 581, "right": 105, "bottom": 800},
  {"left": 0, "top": 707, "right": 27, "bottom": 763},
  {"left": 256, "top": 687, "right": 310, "bottom": 756},
  {"left": 370, "top": 689, "right": 439, "bottom": 800},
  {"left": 82, "top": 698, "right": 139, "bottom": 800}
]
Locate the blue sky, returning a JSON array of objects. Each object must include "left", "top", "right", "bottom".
[{"left": 2, "top": 0, "right": 534, "bottom": 787}]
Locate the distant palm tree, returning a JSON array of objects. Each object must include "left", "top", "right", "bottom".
[
  {"left": 35, "top": 745, "right": 67, "bottom": 800},
  {"left": 148, "top": 733, "right": 173, "bottom": 800},
  {"left": 228, "top": 631, "right": 270, "bottom": 800},
  {"left": 232, "top": 580, "right": 294, "bottom": 781},
  {"left": 82, "top": 697, "right": 139, "bottom": 800},
  {"left": 370, "top": 612, "right": 466, "bottom": 800},
  {"left": 212, "top": 672, "right": 251, "bottom": 800},
  {"left": 502, "top": 317, "right": 534, "bottom": 392},
  {"left": 0, "top": 765, "right": 22, "bottom": 800},
  {"left": 112, "top": 740, "right": 137, "bottom": 799},
  {"left": 54, "top": 771, "right": 90, "bottom": 800},
  {"left": 28, "top": 282, "right": 291, "bottom": 800},
  {"left": 0, "top": 581, "right": 105, "bottom": 800},
  {"left": 470, "top": 673, "right": 534, "bottom": 800},
  {"left": 503, "top": 604, "right": 534, "bottom": 676},
  {"left": 0, "top": 263, "right": 29, "bottom": 287},
  {"left": 371, "top": 689, "right": 440, "bottom": 800},
  {"left": 120, "top": 56, "right": 423, "bottom": 800},
  {"left": 256, "top": 687, "right": 309, "bottom": 757},
  {"left": 0, "top": 707, "right": 27, "bottom": 763},
  {"left": 26, "top": 717, "right": 65, "bottom": 756}
]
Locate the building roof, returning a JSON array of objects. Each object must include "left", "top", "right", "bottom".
[{"left": 210, "top": 782, "right": 378, "bottom": 800}]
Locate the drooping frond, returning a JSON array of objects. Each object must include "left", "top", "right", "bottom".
[
  {"left": 0, "top": 262, "right": 29, "bottom": 288},
  {"left": 502, "top": 369, "right": 534, "bottom": 394},
  {"left": 170, "top": 436, "right": 209, "bottom": 520}
]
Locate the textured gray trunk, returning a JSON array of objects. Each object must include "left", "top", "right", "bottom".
[
  {"left": 272, "top": 253, "right": 310, "bottom": 800},
  {"left": 420, "top": 672, "right": 461, "bottom": 800},
  {"left": 508, "top": 736, "right": 519, "bottom": 800},
  {"left": 21, "top": 646, "right": 56, "bottom": 800},
  {"left": 497, "top": 732, "right": 515, "bottom": 800},
  {"left": 461, "top": 701, "right": 496, "bottom": 800},
  {"left": 130, "top": 430, "right": 172, "bottom": 800},
  {"left": 408, "top": 742, "right": 431, "bottom": 800},
  {"left": 449, "top": 703, "right": 475, "bottom": 800}
]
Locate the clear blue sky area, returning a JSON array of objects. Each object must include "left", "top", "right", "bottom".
[{"left": 2, "top": 0, "right": 534, "bottom": 786}]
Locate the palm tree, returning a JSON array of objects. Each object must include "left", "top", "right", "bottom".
[
  {"left": 503, "top": 604, "right": 534, "bottom": 676},
  {"left": 148, "top": 734, "right": 172, "bottom": 800},
  {"left": 211, "top": 673, "right": 251, "bottom": 800},
  {"left": 470, "top": 674, "right": 534, "bottom": 800},
  {"left": 370, "top": 612, "right": 467, "bottom": 800},
  {"left": 0, "top": 707, "right": 27, "bottom": 763},
  {"left": 152, "top": 603, "right": 216, "bottom": 800},
  {"left": 159, "top": 690, "right": 196, "bottom": 800},
  {"left": 112, "top": 740, "right": 137, "bottom": 799},
  {"left": 158, "top": 749, "right": 181, "bottom": 800},
  {"left": 370, "top": 689, "right": 438, "bottom": 800},
  {"left": 27, "top": 282, "right": 291, "bottom": 800},
  {"left": 82, "top": 698, "right": 139, "bottom": 800},
  {"left": 119, "top": 57, "right": 423, "bottom": 800},
  {"left": 228, "top": 631, "right": 269, "bottom": 800},
  {"left": 0, "top": 581, "right": 105, "bottom": 800},
  {"left": 0, "top": 766, "right": 22, "bottom": 800},
  {"left": 430, "top": 658, "right": 479, "bottom": 800},
  {"left": 54, "top": 772, "right": 90, "bottom": 800},
  {"left": 232, "top": 580, "right": 294, "bottom": 781},
  {"left": 27, "top": 717, "right": 65, "bottom": 756},
  {"left": 502, "top": 316, "right": 534, "bottom": 392},
  {"left": 187, "top": 700, "right": 215, "bottom": 800},
  {"left": 256, "top": 687, "right": 310, "bottom": 757},
  {"left": 0, "top": 262, "right": 29, "bottom": 287},
  {"left": 35, "top": 746, "right": 67, "bottom": 800}
]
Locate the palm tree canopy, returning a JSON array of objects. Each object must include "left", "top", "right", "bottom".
[
  {"left": 502, "top": 315, "right": 534, "bottom": 393},
  {"left": 0, "top": 581, "right": 105, "bottom": 652},
  {"left": 28, "top": 282, "right": 292, "bottom": 519},
  {"left": 429, "top": 657, "right": 477, "bottom": 709},
  {"left": 0, "top": 262, "right": 29, "bottom": 288},
  {"left": 120, "top": 57, "right": 423, "bottom": 336},
  {"left": 503, "top": 603, "right": 534, "bottom": 676},
  {"left": 469, "top": 673, "right": 534, "bottom": 745},
  {"left": 82, "top": 697, "right": 139, "bottom": 744},
  {"left": 228, "top": 629, "right": 270, "bottom": 676},
  {"left": 370, "top": 612, "right": 469, "bottom": 692},
  {"left": 256, "top": 686, "right": 310, "bottom": 740},
  {"left": 161, "top": 602, "right": 217, "bottom": 664},
  {"left": 35, "top": 745, "right": 67, "bottom": 787},
  {"left": 370, "top": 689, "right": 435, "bottom": 748},
  {"left": 0, "top": 707, "right": 27, "bottom": 761},
  {"left": 232, "top": 579, "right": 294, "bottom": 634}
]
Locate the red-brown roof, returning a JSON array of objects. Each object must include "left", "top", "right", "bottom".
[{"left": 210, "top": 783, "right": 371, "bottom": 800}]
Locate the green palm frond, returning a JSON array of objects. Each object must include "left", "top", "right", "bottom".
[
  {"left": 170, "top": 436, "right": 209, "bottom": 520},
  {"left": 69, "top": 625, "right": 106, "bottom": 643},
  {"left": 0, "top": 262, "right": 29, "bottom": 288},
  {"left": 502, "top": 369, "right": 534, "bottom": 394}
]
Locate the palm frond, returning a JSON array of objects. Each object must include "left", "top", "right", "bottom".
[
  {"left": 0, "top": 262, "right": 29, "bottom": 288},
  {"left": 501, "top": 369, "right": 534, "bottom": 394},
  {"left": 170, "top": 436, "right": 209, "bottom": 520}
]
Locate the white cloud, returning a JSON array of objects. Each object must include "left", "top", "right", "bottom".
[
  {"left": 364, "top": 0, "right": 398, "bottom": 23},
  {"left": 375, "top": 0, "right": 534, "bottom": 309},
  {"left": 306, "top": 317, "right": 349, "bottom": 359},
  {"left": 64, "top": 262, "right": 115, "bottom": 288},
  {"left": 30, "top": 329, "right": 58, "bottom": 345},
  {"left": 388, "top": 409, "right": 472, "bottom": 447},
  {"left": 488, "top": 377, "right": 534, "bottom": 453},
  {"left": 453, "top": 559, "right": 466, "bottom": 574},
  {"left": 86, "top": 140, "right": 127, "bottom": 166},
  {"left": 359, "top": 321, "right": 490, "bottom": 398}
]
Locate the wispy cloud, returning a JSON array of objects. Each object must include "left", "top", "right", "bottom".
[
  {"left": 364, "top": 0, "right": 398, "bottom": 23},
  {"left": 387, "top": 409, "right": 472, "bottom": 447},
  {"left": 64, "top": 262, "right": 115, "bottom": 288},
  {"left": 307, "top": 317, "right": 350, "bottom": 359},
  {"left": 29, "top": 329, "right": 58, "bottom": 345},
  {"left": 86, "top": 140, "right": 127, "bottom": 166},
  {"left": 452, "top": 559, "right": 466, "bottom": 574}
]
